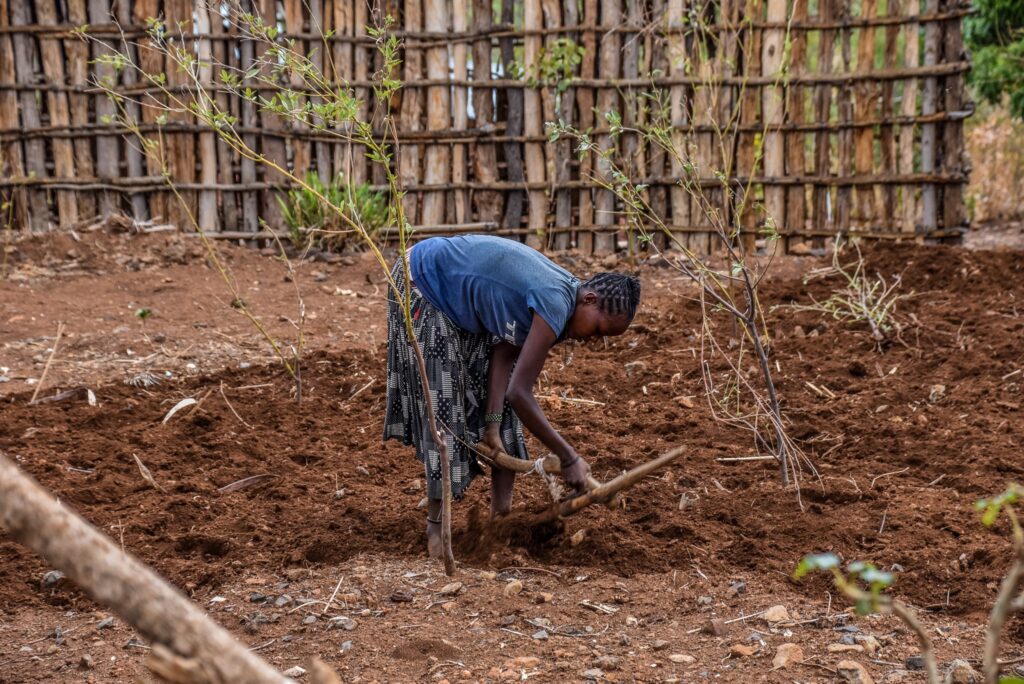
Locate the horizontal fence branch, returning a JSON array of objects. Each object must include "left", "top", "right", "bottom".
[
  {"left": 0, "top": 8, "right": 973, "bottom": 41},
  {"left": 0, "top": 62, "right": 971, "bottom": 95},
  {"left": 0, "top": 173, "right": 968, "bottom": 193},
  {"left": 0, "top": 110, "right": 974, "bottom": 144}
]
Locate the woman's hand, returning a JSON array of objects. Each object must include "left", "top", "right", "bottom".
[
  {"left": 560, "top": 454, "right": 592, "bottom": 493},
  {"left": 481, "top": 425, "right": 504, "bottom": 458}
]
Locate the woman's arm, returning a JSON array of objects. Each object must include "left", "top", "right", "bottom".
[
  {"left": 481, "top": 342, "right": 518, "bottom": 452},
  {"left": 505, "top": 313, "right": 590, "bottom": 489}
]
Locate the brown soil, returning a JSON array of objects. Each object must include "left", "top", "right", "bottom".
[{"left": 1, "top": 229, "right": 1023, "bottom": 682}]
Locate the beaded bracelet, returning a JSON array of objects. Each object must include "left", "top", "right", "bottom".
[{"left": 484, "top": 412, "right": 503, "bottom": 423}]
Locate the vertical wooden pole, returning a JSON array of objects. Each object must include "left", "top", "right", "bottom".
[
  {"left": 35, "top": 0, "right": 79, "bottom": 227},
  {"left": 761, "top": 0, "right": 786, "bottom": 248},
  {"left": 940, "top": 0, "right": 966, "bottom": 235},
  {"left": 471, "top": 0, "right": 503, "bottom": 223},
  {"left": 422, "top": 0, "right": 451, "bottom": 227},
  {"left": 0, "top": 0, "right": 28, "bottom": 231},
  {"left": 452, "top": 0, "right": 469, "bottom": 224},
  {"left": 834, "top": 1, "right": 853, "bottom": 233},
  {"left": 738, "top": 0, "right": 763, "bottom": 253},
  {"left": 553, "top": 0, "right": 578, "bottom": 250},
  {"left": 718, "top": 0, "right": 741, "bottom": 248},
  {"left": 645, "top": 0, "right": 668, "bottom": 250},
  {"left": 118, "top": 0, "right": 148, "bottom": 221},
  {"left": 257, "top": 0, "right": 287, "bottom": 230},
  {"left": 919, "top": 0, "right": 940, "bottom": 233},
  {"left": 540, "top": 0, "right": 562, "bottom": 249},
  {"left": 693, "top": 4, "right": 716, "bottom": 255},
  {"left": 352, "top": 0, "right": 368, "bottom": 185},
  {"left": 576, "top": 0, "right": 598, "bottom": 252},
  {"left": 898, "top": 0, "right": 919, "bottom": 233},
  {"left": 813, "top": 0, "right": 835, "bottom": 235},
  {"left": 240, "top": 0, "right": 259, "bottom": 234},
  {"left": 68, "top": 0, "right": 98, "bottom": 219},
  {"left": 309, "top": 0, "right": 332, "bottom": 185},
  {"left": 195, "top": 1, "right": 219, "bottom": 233},
  {"left": 211, "top": 2, "right": 238, "bottom": 232},
  {"left": 331, "top": 0, "right": 353, "bottom": 183},
  {"left": 400, "top": 0, "right": 424, "bottom": 226},
  {"left": 667, "top": 0, "right": 690, "bottom": 249},
  {"left": 620, "top": 0, "right": 641, "bottom": 254},
  {"left": 499, "top": 0, "right": 525, "bottom": 232},
  {"left": 135, "top": 0, "right": 163, "bottom": 223},
  {"left": 785, "top": 0, "right": 807, "bottom": 250},
  {"left": 166, "top": 0, "right": 197, "bottom": 229},
  {"left": 593, "top": 0, "right": 621, "bottom": 254},
  {"left": 88, "top": 0, "right": 121, "bottom": 217},
  {"left": 285, "top": 0, "right": 311, "bottom": 183},
  {"left": 523, "top": 0, "right": 547, "bottom": 247},
  {"left": 878, "top": 0, "right": 900, "bottom": 232},
  {"left": 10, "top": 0, "right": 48, "bottom": 231},
  {"left": 853, "top": 0, "right": 879, "bottom": 230}
]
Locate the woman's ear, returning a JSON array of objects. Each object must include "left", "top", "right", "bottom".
[{"left": 581, "top": 290, "right": 598, "bottom": 306}]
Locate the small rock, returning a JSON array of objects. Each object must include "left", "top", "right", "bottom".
[
  {"left": 570, "top": 529, "right": 587, "bottom": 546},
  {"left": 507, "top": 656, "right": 540, "bottom": 669},
  {"left": 79, "top": 654, "right": 94, "bottom": 670},
  {"left": 594, "top": 655, "right": 620, "bottom": 671},
  {"left": 390, "top": 588, "right": 414, "bottom": 603},
  {"left": 328, "top": 616, "right": 357, "bottom": 631},
  {"left": 503, "top": 580, "right": 524, "bottom": 597},
  {"left": 837, "top": 660, "right": 875, "bottom": 684},
  {"left": 438, "top": 581, "right": 464, "bottom": 596},
  {"left": 601, "top": 253, "right": 618, "bottom": 269},
  {"left": 762, "top": 604, "right": 790, "bottom": 623},
  {"left": 946, "top": 658, "right": 980, "bottom": 684},
  {"left": 283, "top": 665, "right": 306, "bottom": 678},
  {"left": 582, "top": 668, "right": 604, "bottom": 680},
  {"left": 302, "top": 615, "right": 318, "bottom": 625},
  {"left": 730, "top": 644, "right": 758, "bottom": 658},
  {"left": 96, "top": 616, "right": 115, "bottom": 630},
  {"left": 727, "top": 581, "right": 747, "bottom": 597},
  {"left": 789, "top": 241, "right": 813, "bottom": 255},
  {"left": 669, "top": 654, "right": 696, "bottom": 664},
  {"left": 153, "top": 332, "right": 167, "bottom": 344},
  {"left": 624, "top": 361, "right": 647, "bottom": 377},
  {"left": 355, "top": 465, "right": 370, "bottom": 476},
  {"left": 625, "top": 616, "right": 639, "bottom": 627},
  {"left": 906, "top": 655, "right": 925, "bottom": 670},
  {"left": 250, "top": 593, "right": 267, "bottom": 604},
  {"left": 311, "top": 270, "right": 328, "bottom": 282},
  {"left": 652, "top": 640, "right": 670, "bottom": 651},
  {"left": 696, "top": 595, "right": 713, "bottom": 607},
  {"left": 339, "top": 640, "right": 353, "bottom": 653},
  {"left": 479, "top": 570, "right": 497, "bottom": 581},
  {"left": 853, "top": 634, "right": 881, "bottom": 656},
  {"left": 274, "top": 594, "right": 293, "bottom": 608},
  {"left": 282, "top": 634, "right": 293, "bottom": 643},
  {"left": 532, "top": 629, "right": 549, "bottom": 640},
  {"left": 340, "top": 256, "right": 357, "bottom": 266},
  {"left": 618, "top": 633, "right": 630, "bottom": 646},
  {"left": 772, "top": 643, "right": 803, "bottom": 670},
  {"left": 702, "top": 618, "right": 728, "bottom": 636},
  {"left": 534, "top": 592, "right": 554, "bottom": 604},
  {"left": 829, "top": 643, "right": 865, "bottom": 653},
  {"left": 42, "top": 570, "right": 65, "bottom": 588},
  {"left": 441, "top": 601, "right": 457, "bottom": 613}
]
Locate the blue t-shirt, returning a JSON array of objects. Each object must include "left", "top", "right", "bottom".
[{"left": 409, "top": 236, "right": 579, "bottom": 346}]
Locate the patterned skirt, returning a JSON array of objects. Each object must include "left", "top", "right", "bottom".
[{"left": 383, "top": 260, "right": 529, "bottom": 500}]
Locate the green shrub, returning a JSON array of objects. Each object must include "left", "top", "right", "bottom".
[{"left": 276, "top": 173, "right": 390, "bottom": 252}]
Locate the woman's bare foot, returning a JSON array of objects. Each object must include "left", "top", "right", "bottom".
[
  {"left": 491, "top": 467, "right": 516, "bottom": 518},
  {"left": 426, "top": 519, "right": 443, "bottom": 559}
]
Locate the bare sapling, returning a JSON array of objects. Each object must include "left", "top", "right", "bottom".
[
  {"left": 787, "top": 235, "right": 913, "bottom": 350},
  {"left": 85, "top": 5, "right": 458, "bottom": 573},
  {"left": 548, "top": 10, "right": 811, "bottom": 489}
]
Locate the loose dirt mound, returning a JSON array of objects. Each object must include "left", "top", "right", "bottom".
[{"left": 2, "top": 241, "right": 1023, "bottom": 624}]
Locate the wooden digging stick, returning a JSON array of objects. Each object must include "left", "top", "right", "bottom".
[
  {"left": 557, "top": 446, "right": 686, "bottom": 517},
  {"left": 0, "top": 451, "right": 306, "bottom": 684}
]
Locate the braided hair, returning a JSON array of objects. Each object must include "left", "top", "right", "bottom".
[{"left": 583, "top": 272, "right": 641, "bottom": 322}]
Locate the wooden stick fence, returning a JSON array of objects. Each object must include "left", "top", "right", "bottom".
[{"left": 0, "top": 0, "right": 971, "bottom": 254}]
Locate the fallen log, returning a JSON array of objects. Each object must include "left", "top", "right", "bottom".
[{"left": 0, "top": 451, "right": 318, "bottom": 684}]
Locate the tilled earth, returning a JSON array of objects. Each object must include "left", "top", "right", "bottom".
[{"left": 0, "top": 230, "right": 1022, "bottom": 682}]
